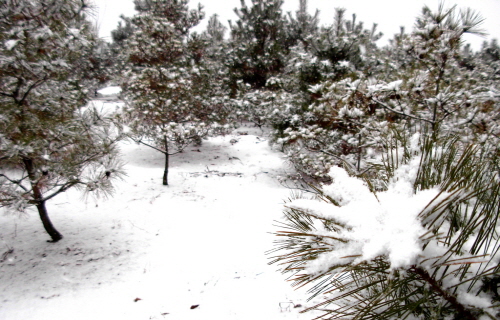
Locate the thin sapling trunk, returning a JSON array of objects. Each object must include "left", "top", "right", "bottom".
[{"left": 163, "top": 135, "right": 169, "bottom": 186}]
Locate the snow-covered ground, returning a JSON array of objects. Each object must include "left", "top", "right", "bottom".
[{"left": 0, "top": 114, "right": 319, "bottom": 319}]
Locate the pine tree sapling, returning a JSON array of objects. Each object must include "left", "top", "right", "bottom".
[
  {"left": 270, "top": 9, "right": 383, "bottom": 182},
  {"left": 371, "top": 4, "right": 487, "bottom": 134},
  {"left": 228, "top": 0, "right": 290, "bottom": 90},
  {"left": 286, "top": 0, "right": 319, "bottom": 50},
  {"left": 0, "top": 0, "right": 125, "bottom": 242},
  {"left": 121, "top": 0, "right": 233, "bottom": 186}
]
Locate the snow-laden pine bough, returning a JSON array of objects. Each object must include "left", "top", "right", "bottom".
[{"left": 270, "top": 132, "right": 500, "bottom": 320}]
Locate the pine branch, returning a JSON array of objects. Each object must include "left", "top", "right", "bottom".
[
  {"left": 373, "top": 98, "right": 436, "bottom": 125},
  {"left": 410, "top": 266, "right": 478, "bottom": 320},
  {"left": 19, "top": 78, "right": 46, "bottom": 106},
  {"left": 42, "top": 180, "right": 80, "bottom": 202},
  {"left": 0, "top": 174, "right": 29, "bottom": 192}
]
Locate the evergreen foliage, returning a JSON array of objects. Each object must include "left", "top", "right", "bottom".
[
  {"left": 0, "top": 0, "right": 124, "bottom": 242},
  {"left": 286, "top": 0, "right": 319, "bottom": 49},
  {"left": 270, "top": 8, "right": 382, "bottom": 182},
  {"left": 270, "top": 4, "right": 500, "bottom": 320},
  {"left": 270, "top": 130, "right": 500, "bottom": 319},
  {"left": 228, "top": 0, "right": 290, "bottom": 90},
  {"left": 111, "top": 15, "right": 135, "bottom": 46},
  {"left": 203, "top": 14, "right": 227, "bottom": 44},
  {"left": 274, "top": 4, "right": 496, "bottom": 183},
  {"left": 120, "top": 0, "right": 233, "bottom": 186}
]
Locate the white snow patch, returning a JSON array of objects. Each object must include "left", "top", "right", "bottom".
[
  {"left": 4, "top": 40, "right": 19, "bottom": 50},
  {"left": 385, "top": 80, "right": 403, "bottom": 91},
  {"left": 97, "top": 86, "right": 121, "bottom": 96},
  {"left": 290, "top": 164, "right": 439, "bottom": 272}
]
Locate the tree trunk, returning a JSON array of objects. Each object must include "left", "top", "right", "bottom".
[
  {"left": 23, "top": 158, "right": 63, "bottom": 242},
  {"left": 37, "top": 200, "right": 63, "bottom": 242},
  {"left": 162, "top": 135, "right": 169, "bottom": 186}
]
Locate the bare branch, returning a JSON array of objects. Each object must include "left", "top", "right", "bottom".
[
  {"left": 134, "top": 138, "right": 167, "bottom": 154},
  {"left": 42, "top": 180, "right": 81, "bottom": 202},
  {"left": 373, "top": 98, "right": 436, "bottom": 125},
  {"left": 0, "top": 173, "right": 29, "bottom": 192}
]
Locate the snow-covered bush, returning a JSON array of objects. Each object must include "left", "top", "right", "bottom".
[
  {"left": 270, "top": 132, "right": 500, "bottom": 319},
  {"left": 275, "top": 4, "right": 499, "bottom": 184},
  {"left": 266, "top": 9, "right": 383, "bottom": 182}
]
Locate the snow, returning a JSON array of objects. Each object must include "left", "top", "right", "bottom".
[
  {"left": 367, "top": 80, "right": 403, "bottom": 93},
  {"left": 289, "top": 164, "right": 440, "bottom": 271},
  {"left": 4, "top": 40, "right": 18, "bottom": 51},
  {"left": 0, "top": 123, "right": 318, "bottom": 320},
  {"left": 97, "top": 86, "right": 122, "bottom": 96},
  {"left": 385, "top": 80, "right": 403, "bottom": 91}
]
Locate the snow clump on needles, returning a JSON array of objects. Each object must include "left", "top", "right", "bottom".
[{"left": 287, "top": 161, "right": 445, "bottom": 273}]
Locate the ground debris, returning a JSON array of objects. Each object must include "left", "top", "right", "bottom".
[
  {"left": 190, "top": 168, "right": 243, "bottom": 178},
  {"left": 0, "top": 248, "right": 14, "bottom": 263}
]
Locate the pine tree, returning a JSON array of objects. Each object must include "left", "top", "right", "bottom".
[
  {"left": 111, "top": 15, "right": 135, "bottom": 48},
  {"left": 286, "top": 0, "right": 319, "bottom": 50},
  {"left": 312, "top": 8, "right": 382, "bottom": 80},
  {"left": 476, "top": 39, "right": 500, "bottom": 83},
  {"left": 108, "top": 15, "right": 135, "bottom": 74},
  {"left": 270, "top": 129, "right": 500, "bottom": 319},
  {"left": 228, "top": 0, "right": 290, "bottom": 90},
  {"left": 203, "top": 14, "right": 227, "bottom": 44},
  {"left": 228, "top": 1, "right": 319, "bottom": 134},
  {"left": 0, "top": 0, "right": 124, "bottom": 242},
  {"left": 270, "top": 5, "right": 500, "bottom": 319},
  {"left": 121, "top": 0, "right": 232, "bottom": 186},
  {"left": 201, "top": 14, "right": 230, "bottom": 93},
  {"left": 366, "top": 5, "right": 500, "bottom": 159},
  {"left": 271, "top": 8, "right": 383, "bottom": 182}
]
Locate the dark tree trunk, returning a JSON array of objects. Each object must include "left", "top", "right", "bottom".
[
  {"left": 23, "top": 158, "right": 63, "bottom": 242},
  {"left": 162, "top": 135, "right": 169, "bottom": 186},
  {"left": 37, "top": 200, "right": 63, "bottom": 242}
]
